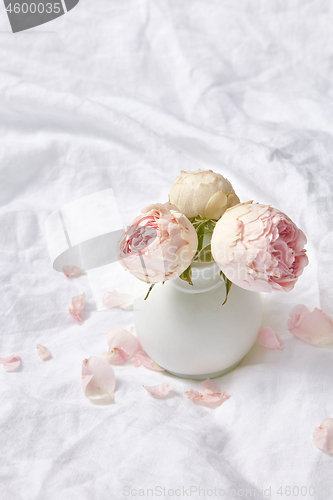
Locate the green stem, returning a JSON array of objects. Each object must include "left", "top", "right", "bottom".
[{"left": 144, "top": 284, "right": 155, "bottom": 300}]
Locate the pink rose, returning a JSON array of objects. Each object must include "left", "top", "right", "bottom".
[
  {"left": 211, "top": 202, "right": 308, "bottom": 293},
  {"left": 117, "top": 203, "right": 198, "bottom": 284}
]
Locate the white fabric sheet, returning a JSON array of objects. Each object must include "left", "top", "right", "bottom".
[{"left": 1, "top": 1, "right": 333, "bottom": 499}]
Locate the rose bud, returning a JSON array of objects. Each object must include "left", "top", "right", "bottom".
[
  {"left": 117, "top": 203, "right": 198, "bottom": 284},
  {"left": 169, "top": 169, "right": 240, "bottom": 220},
  {"left": 211, "top": 202, "right": 308, "bottom": 293}
]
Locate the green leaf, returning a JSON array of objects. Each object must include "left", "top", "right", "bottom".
[
  {"left": 189, "top": 215, "right": 206, "bottom": 223},
  {"left": 190, "top": 216, "right": 210, "bottom": 227},
  {"left": 206, "top": 220, "right": 216, "bottom": 232},
  {"left": 195, "top": 220, "right": 216, "bottom": 238},
  {"left": 189, "top": 216, "right": 218, "bottom": 263},
  {"left": 193, "top": 243, "right": 214, "bottom": 263},
  {"left": 179, "top": 265, "right": 193, "bottom": 286},
  {"left": 196, "top": 221, "right": 210, "bottom": 235},
  {"left": 220, "top": 271, "right": 232, "bottom": 305},
  {"left": 144, "top": 284, "right": 155, "bottom": 300}
]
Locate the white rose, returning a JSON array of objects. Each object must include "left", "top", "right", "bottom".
[{"left": 169, "top": 169, "right": 240, "bottom": 220}]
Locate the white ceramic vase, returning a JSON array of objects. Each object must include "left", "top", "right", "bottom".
[{"left": 133, "top": 262, "right": 263, "bottom": 380}]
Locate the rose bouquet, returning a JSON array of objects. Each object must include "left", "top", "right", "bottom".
[{"left": 117, "top": 169, "right": 308, "bottom": 302}]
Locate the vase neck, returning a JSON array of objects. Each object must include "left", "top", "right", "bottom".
[{"left": 169, "top": 262, "right": 222, "bottom": 294}]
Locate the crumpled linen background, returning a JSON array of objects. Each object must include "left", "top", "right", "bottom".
[{"left": 1, "top": 1, "right": 333, "bottom": 499}]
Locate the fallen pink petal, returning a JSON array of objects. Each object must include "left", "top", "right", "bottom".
[
  {"left": 257, "top": 327, "right": 283, "bottom": 349},
  {"left": 144, "top": 382, "right": 173, "bottom": 397},
  {"left": 313, "top": 418, "right": 333, "bottom": 453},
  {"left": 82, "top": 357, "right": 116, "bottom": 400},
  {"left": 132, "top": 351, "right": 165, "bottom": 371},
  {"left": 62, "top": 265, "right": 84, "bottom": 278},
  {"left": 101, "top": 347, "right": 128, "bottom": 364},
  {"left": 69, "top": 293, "right": 86, "bottom": 323},
  {"left": 102, "top": 290, "right": 135, "bottom": 310},
  {"left": 82, "top": 362, "right": 94, "bottom": 394},
  {"left": 36, "top": 344, "right": 52, "bottom": 361},
  {"left": 287, "top": 305, "right": 333, "bottom": 346},
  {"left": 186, "top": 378, "right": 230, "bottom": 407},
  {"left": 101, "top": 327, "right": 140, "bottom": 364},
  {"left": 0, "top": 355, "right": 21, "bottom": 372},
  {"left": 201, "top": 378, "right": 222, "bottom": 394}
]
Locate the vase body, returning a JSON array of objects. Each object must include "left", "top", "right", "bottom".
[{"left": 133, "top": 262, "right": 262, "bottom": 380}]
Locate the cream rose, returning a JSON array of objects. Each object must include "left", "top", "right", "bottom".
[
  {"left": 117, "top": 203, "right": 198, "bottom": 284},
  {"left": 169, "top": 169, "right": 240, "bottom": 220}
]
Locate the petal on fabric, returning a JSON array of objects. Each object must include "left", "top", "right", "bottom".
[
  {"left": 36, "top": 344, "right": 52, "bottom": 361},
  {"left": 0, "top": 355, "right": 21, "bottom": 372},
  {"left": 102, "top": 290, "right": 135, "bottom": 310},
  {"left": 257, "top": 327, "right": 283, "bottom": 349},
  {"left": 143, "top": 382, "right": 173, "bottom": 397},
  {"left": 82, "top": 357, "right": 116, "bottom": 400},
  {"left": 62, "top": 265, "right": 84, "bottom": 278},
  {"left": 101, "top": 348, "right": 129, "bottom": 365},
  {"left": 313, "top": 418, "right": 333, "bottom": 453},
  {"left": 132, "top": 356, "right": 141, "bottom": 368},
  {"left": 81, "top": 361, "right": 94, "bottom": 394},
  {"left": 287, "top": 304, "right": 310, "bottom": 329},
  {"left": 185, "top": 389, "right": 203, "bottom": 401},
  {"left": 69, "top": 293, "right": 86, "bottom": 323},
  {"left": 102, "top": 327, "right": 140, "bottom": 364},
  {"left": 185, "top": 379, "right": 230, "bottom": 407},
  {"left": 132, "top": 351, "right": 165, "bottom": 371},
  {"left": 106, "top": 327, "right": 139, "bottom": 354},
  {"left": 201, "top": 378, "right": 221, "bottom": 394},
  {"left": 288, "top": 305, "right": 333, "bottom": 346}
]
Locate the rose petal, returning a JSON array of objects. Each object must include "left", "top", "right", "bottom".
[
  {"left": 82, "top": 357, "right": 116, "bottom": 400},
  {"left": 102, "top": 291, "right": 135, "bottom": 310},
  {"left": 101, "top": 348, "right": 129, "bottom": 364},
  {"left": 185, "top": 389, "right": 204, "bottom": 401},
  {"left": 0, "top": 355, "right": 21, "bottom": 372},
  {"left": 69, "top": 293, "right": 86, "bottom": 323},
  {"left": 288, "top": 305, "right": 333, "bottom": 346},
  {"left": 201, "top": 378, "right": 221, "bottom": 394},
  {"left": 257, "top": 327, "right": 283, "bottom": 349},
  {"left": 185, "top": 378, "right": 230, "bottom": 407},
  {"left": 132, "top": 351, "right": 165, "bottom": 371},
  {"left": 106, "top": 327, "right": 139, "bottom": 354},
  {"left": 62, "top": 265, "right": 84, "bottom": 278},
  {"left": 101, "top": 327, "right": 140, "bottom": 364},
  {"left": 82, "top": 362, "right": 94, "bottom": 394},
  {"left": 288, "top": 304, "right": 310, "bottom": 328},
  {"left": 313, "top": 418, "right": 333, "bottom": 453},
  {"left": 143, "top": 382, "right": 173, "bottom": 397},
  {"left": 36, "top": 344, "right": 52, "bottom": 361}
]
